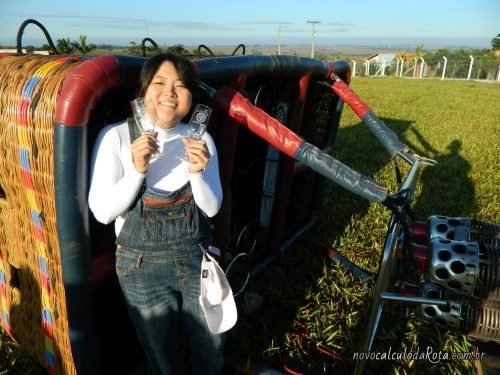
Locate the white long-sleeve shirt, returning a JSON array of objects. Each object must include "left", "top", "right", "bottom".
[{"left": 88, "top": 119, "right": 223, "bottom": 236}]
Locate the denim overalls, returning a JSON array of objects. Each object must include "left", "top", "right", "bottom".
[{"left": 114, "top": 119, "right": 224, "bottom": 375}]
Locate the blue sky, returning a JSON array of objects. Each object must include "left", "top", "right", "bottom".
[{"left": 1, "top": 0, "right": 498, "bottom": 48}]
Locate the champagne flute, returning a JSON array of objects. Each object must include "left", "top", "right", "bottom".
[
  {"left": 130, "top": 98, "right": 155, "bottom": 135},
  {"left": 130, "top": 98, "right": 159, "bottom": 160},
  {"left": 177, "top": 104, "right": 212, "bottom": 162}
]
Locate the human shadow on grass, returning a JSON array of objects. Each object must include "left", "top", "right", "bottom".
[{"left": 406, "top": 129, "right": 477, "bottom": 218}]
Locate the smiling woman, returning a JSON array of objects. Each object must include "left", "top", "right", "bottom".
[{"left": 88, "top": 53, "right": 225, "bottom": 374}]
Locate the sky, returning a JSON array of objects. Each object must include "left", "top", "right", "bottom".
[{"left": 0, "top": 0, "right": 498, "bottom": 49}]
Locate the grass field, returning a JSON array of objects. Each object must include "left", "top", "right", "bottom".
[
  {"left": 223, "top": 77, "right": 500, "bottom": 374},
  {"left": 1, "top": 77, "right": 499, "bottom": 374}
]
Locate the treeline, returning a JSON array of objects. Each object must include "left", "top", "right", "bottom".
[
  {"left": 1, "top": 41, "right": 212, "bottom": 57},
  {"left": 424, "top": 47, "right": 499, "bottom": 65},
  {"left": 422, "top": 48, "right": 500, "bottom": 80}
]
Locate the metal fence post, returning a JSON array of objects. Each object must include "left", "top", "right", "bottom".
[
  {"left": 467, "top": 55, "right": 474, "bottom": 80},
  {"left": 442, "top": 56, "right": 447, "bottom": 80},
  {"left": 419, "top": 57, "right": 425, "bottom": 78}
]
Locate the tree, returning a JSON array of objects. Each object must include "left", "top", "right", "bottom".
[
  {"left": 128, "top": 41, "right": 141, "bottom": 56},
  {"left": 491, "top": 33, "right": 500, "bottom": 50},
  {"left": 56, "top": 38, "right": 75, "bottom": 54},
  {"left": 414, "top": 43, "right": 425, "bottom": 57},
  {"left": 71, "top": 35, "right": 96, "bottom": 55},
  {"left": 166, "top": 44, "right": 190, "bottom": 55}
]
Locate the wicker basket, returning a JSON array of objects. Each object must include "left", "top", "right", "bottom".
[{"left": 0, "top": 54, "right": 83, "bottom": 375}]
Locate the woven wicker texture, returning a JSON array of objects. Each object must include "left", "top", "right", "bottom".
[{"left": 0, "top": 54, "right": 83, "bottom": 375}]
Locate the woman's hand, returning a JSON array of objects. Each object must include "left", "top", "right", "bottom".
[
  {"left": 182, "top": 137, "right": 210, "bottom": 174},
  {"left": 131, "top": 134, "right": 159, "bottom": 173}
]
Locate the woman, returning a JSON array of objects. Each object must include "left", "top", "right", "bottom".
[{"left": 88, "top": 53, "right": 224, "bottom": 374}]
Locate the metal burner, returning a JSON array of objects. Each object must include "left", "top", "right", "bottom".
[{"left": 427, "top": 239, "right": 479, "bottom": 296}]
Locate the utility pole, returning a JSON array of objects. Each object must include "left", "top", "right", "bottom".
[
  {"left": 278, "top": 25, "right": 282, "bottom": 55},
  {"left": 307, "top": 20, "right": 320, "bottom": 58}
]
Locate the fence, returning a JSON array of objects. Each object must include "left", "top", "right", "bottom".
[{"left": 351, "top": 57, "right": 500, "bottom": 81}]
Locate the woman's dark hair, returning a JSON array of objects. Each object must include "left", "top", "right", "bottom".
[{"left": 136, "top": 53, "right": 200, "bottom": 102}]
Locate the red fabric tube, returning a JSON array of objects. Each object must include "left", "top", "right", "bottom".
[
  {"left": 331, "top": 79, "right": 370, "bottom": 119},
  {"left": 55, "top": 55, "right": 120, "bottom": 126},
  {"left": 213, "top": 86, "right": 303, "bottom": 157}
]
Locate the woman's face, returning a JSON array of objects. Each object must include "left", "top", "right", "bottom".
[{"left": 144, "top": 61, "right": 193, "bottom": 129}]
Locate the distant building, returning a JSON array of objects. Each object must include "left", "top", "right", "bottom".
[
  {"left": 362, "top": 53, "right": 396, "bottom": 76},
  {"left": 365, "top": 53, "right": 396, "bottom": 65},
  {"left": 0, "top": 49, "right": 50, "bottom": 55}
]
